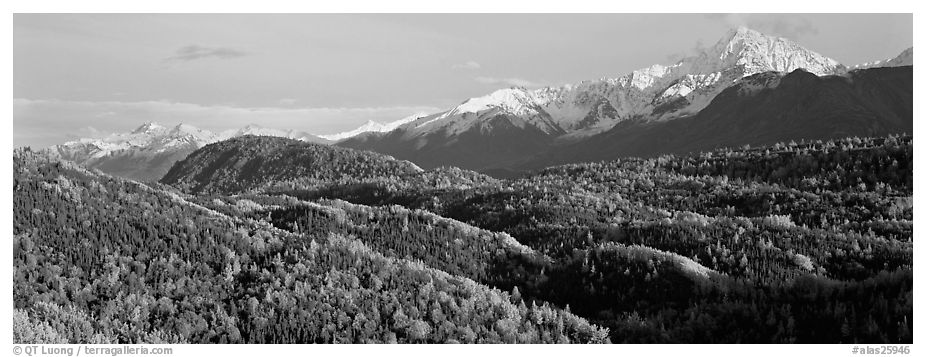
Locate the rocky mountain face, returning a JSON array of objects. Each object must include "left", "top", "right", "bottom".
[
  {"left": 47, "top": 122, "right": 331, "bottom": 182},
  {"left": 339, "top": 27, "right": 855, "bottom": 172}
]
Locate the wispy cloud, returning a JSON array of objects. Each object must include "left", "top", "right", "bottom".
[
  {"left": 64, "top": 126, "right": 109, "bottom": 141},
  {"left": 164, "top": 45, "right": 249, "bottom": 63},
  {"left": 666, "top": 39, "right": 708, "bottom": 63},
  {"left": 705, "top": 14, "right": 819, "bottom": 40},
  {"left": 475, "top": 76, "right": 543, "bottom": 88},
  {"left": 452, "top": 60, "right": 482, "bottom": 70},
  {"left": 14, "top": 98, "right": 441, "bottom": 148},
  {"left": 667, "top": 15, "right": 819, "bottom": 63},
  {"left": 764, "top": 17, "right": 818, "bottom": 39}
]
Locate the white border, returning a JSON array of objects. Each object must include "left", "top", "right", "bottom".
[{"left": 4, "top": 2, "right": 921, "bottom": 357}]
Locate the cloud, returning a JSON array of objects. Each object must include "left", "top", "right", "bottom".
[
  {"left": 451, "top": 60, "right": 482, "bottom": 70},
  {"left": 164, "top": 45, "right": 249, "bottom": 62},
  {"left": 763, "top": 16, "right": 818, "bottom": 39},
  {"left": 666, "top": 39, "right": 708, "bottom": 63},
  {"left": 474, "top": 76, "right": 543, "bottom": 88},
  {"left": 13, "top": 98, "right": 441, "bottom": 148},
  {"left": 277, "top": 98, "right": 298, "bottom": 105},
  {"left": 63, "top": 126, "right": 109, "bottom": 141},
  {"left": 705, "top": 14, "right": 819, "bottom": 40}
]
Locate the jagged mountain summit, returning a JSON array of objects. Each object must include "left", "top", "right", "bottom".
[
  {"left": 48, "top": 122, "right": 331, "bottom": 182},
  {"left": 404, "top": 27, "right": 842, "bottom": 137},
  {"left": 318, "top": 113, "right": 428, "bottom": 141},
  {"left": 340, "top": 27, "right": 848, "bottom": 171}
]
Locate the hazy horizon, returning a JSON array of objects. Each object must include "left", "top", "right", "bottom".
[{"left": 14, "top": 13, "right": 913, "bottom": 148}]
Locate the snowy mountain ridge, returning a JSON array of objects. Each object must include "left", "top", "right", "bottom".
[
  {"left": 850, "top": 47, "right": 913, "bottom": 70},
  {"left": 47, "top": 122, "right": 331, "bottom": 182},
  {"left": 318, "top": 112, "right": 428, "bottom": 141},
  {"left": 385, "top": 27, "right": 846, "bottom": 141},
  {"left": 54, "top": 122, "right": 327, "bottom": 159}
]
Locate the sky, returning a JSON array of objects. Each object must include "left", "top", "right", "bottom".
[{"left": 13, "top": 13, "right": 913, "bottom": 148}]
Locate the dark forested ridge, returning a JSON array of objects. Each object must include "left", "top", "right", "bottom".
[
  {"left": 14, "top": 133, "right": 913, "bottom": 344},
  {"left": 161, "top": 135, "right": 423, "bottom": 195}
]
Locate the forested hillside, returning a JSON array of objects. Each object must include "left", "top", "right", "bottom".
[
  {"left": 13, "top": 149, "right": 609, "bottom": 344},
  {"left": 14, "top": 134, "right": 912, "bottom": 344},
  {"left": 161, "top": 135, "right": 423, "bottom": 195},
  {"left": 165, "top": 134, "right": 912, "bottom": 343}
]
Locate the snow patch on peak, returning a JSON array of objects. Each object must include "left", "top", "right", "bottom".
[
  {"left": 319, "top": 112, "right": 427, "bottom": 141},
  {"left": 685, "top": 26, "right": 841, "bottom": 78},
  {"left": 721, "top": 26, "right": 767, "bottom": 44},
  {"left": 216, "top": 124, "right": 326, "bottom": 142},
  {"left": 657, "top": 72, "right": 724, "bottom": 101},
  {"left": 132, "top": 122, "right": 168, "bottom": 134},
  {"left": 850, "top": 47, "right": 913, "bottom": 70},
  {"left": 453, "top": 87, "right": 537, "bottom": 116},
  {"left": 169, "top": 123, "right": 211, "bottom": 137},
  {"left": 625, "top": 64, "right": 674, "bottom": 90},
  {"left": 219, "top": 124, "right": 276, "bottom": 138}
]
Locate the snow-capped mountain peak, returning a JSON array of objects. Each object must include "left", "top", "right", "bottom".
[
  {"left": 624, "top": 64, "right": 674, "bottom": 90},
  {"left": 132, "top": 121, "right": 169, "bottom": 135},
  {"left": 422, "top": 28, "right": 842, "bottom": 136},
  {"left": 383, "top": 27, "right": 846, "bottom": 140},
  {"left": 67, "top": 122, "right": 217, "bottom": 155},
  {"left": 169, "top": 123, "right": 214, "bottom": 139},
  {"left": 318, "top": 112, "right": 427, "bottom": 141},
  {"left": 665, "top": 26, "right": 841, "bottom": 86},
  {"left": 218, "top": 124, "right": 274, "bottom": 139},
  {"left": 452, "top": 87, "right": 536, "bottom": 116}
]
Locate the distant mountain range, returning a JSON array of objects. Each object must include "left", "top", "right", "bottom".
[
  {"left": 527, "top": 66, "right": 912, "bottom": 171},
  {"left": 47, "top": 123, "right": 331, "bottom": 182},
  {"left": 351, "top": 27, "right": 844, "bottom": 142},
  {"left": 339, "top": 27, "right": 912, "bottom": 175},
  {"left": 46, "top": 27, "right": 913, "bottom": 180},
  {"left": 318, "top": 113, "right": 429, "bottom": 141},
  {"left": 850, "top": 47, "right": 913, "bottom": 70}
]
